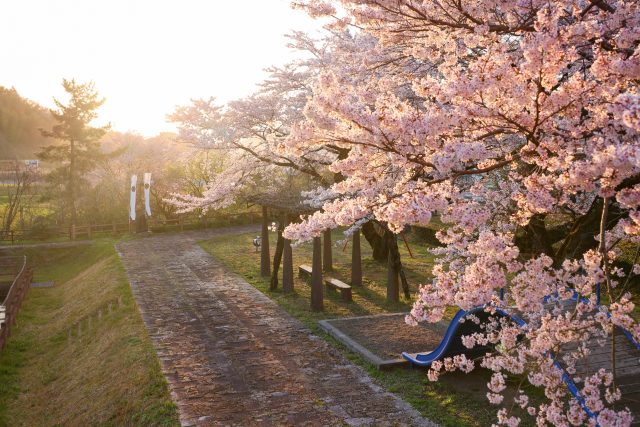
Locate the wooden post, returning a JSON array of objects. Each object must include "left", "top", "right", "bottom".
[
  {"left": 311, "top": 236, "right": 323, "bottom": 311},
  {"left": 179, "top": 216, "right": 184, "bottom": 231},
  {"left": 387, "top": 237, "right": 399, "bottom": 302},
  {"left": 351, "top": 229, "right": 362, "bottom": 287},
  {"left": 283, "top": 216, "right": 294, "bottom": 293},
  {"left": 87, "top": 224, "right": 92, "bottom": 240},
  {"left": 283, "top": 239, "right": 294, "bottom": 292},
  {"left": 70, "top": 224, "right": 76, "bottom": 241},
  {"left": 323, "top": 229, "right": 333, "bottom": 272},
  {"left": 260, "top": 206, "right": 271, "bottom": 277},
  {"left": 112, "top": 220, "right": 117, "bottom": 235},
  {"left": 270, "top": 223, "right": 285, "bottom": 291}
]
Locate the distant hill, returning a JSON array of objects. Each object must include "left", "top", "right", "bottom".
[{"left": 0, "top": 87, "right": 54, "bottom": 160}]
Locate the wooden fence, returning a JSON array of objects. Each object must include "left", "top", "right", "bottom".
[
  {"left": 0, "top": 211, "right": 259, "bottom": 245},
  {"left": 0, "top": 255, "right": 33, "bottom": 350}
]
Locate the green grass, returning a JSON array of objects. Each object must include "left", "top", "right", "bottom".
[
  {"left": 200, "top": 230, "right": 499, "bottom": 427},
  {"left": 0, "top": 241, "right": 179, "bottom": 426},
  {"left": 0, "top": 189, "right": 54, "bottom": 231},
  {"left": 200, "top": 230, "right": 436, "bottom": 326},
  {"left": 321, "top": 328, "right": 498, "bottom": 426}
]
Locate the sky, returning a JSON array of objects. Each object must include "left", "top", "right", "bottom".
[{"left": 0, "top": 0, "right": 324, "bottom": 135}]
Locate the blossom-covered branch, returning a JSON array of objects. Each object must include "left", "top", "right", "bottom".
[{"left": 284, "top": 1, "right": 640, "bottom": 424}]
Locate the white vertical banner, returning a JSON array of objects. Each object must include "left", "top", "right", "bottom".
[
  {"left": 143, "top": 172, "right": 152, "bottom": 217},
  {"left": 129, "top": 175, "right": 137, "bottom": 221}
]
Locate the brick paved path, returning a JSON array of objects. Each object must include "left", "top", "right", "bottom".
[{"left": 117, "top": 227, "right": 434, "bottom": 427}]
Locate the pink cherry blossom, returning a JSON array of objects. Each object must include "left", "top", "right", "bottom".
[
  {"left": 285, "top": 1, "right": 640, "bottom": 425},
  {"left": 169, "top": 0, "right": 640, "bottom": 424}
]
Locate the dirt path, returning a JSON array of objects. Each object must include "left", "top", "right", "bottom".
[{"left": 116, "top": 226, "right": 433, "bottom": 427}]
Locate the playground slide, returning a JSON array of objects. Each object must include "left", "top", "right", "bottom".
[
  {"left": 402, "top": 293, "right": 640, "bottom": 425},
  {"left": 402, "top": 306, "right": 525, "bottom": 367}
]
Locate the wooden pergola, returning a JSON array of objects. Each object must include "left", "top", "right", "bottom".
[{"left": 249, "top": 193, "right": 363, "bottom": 311}]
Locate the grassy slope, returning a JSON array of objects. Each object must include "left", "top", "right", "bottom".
[
  {"left": 0, "top": 241, "right": 179, "bottom": 427},
  {"left": 200, "top": 230, "right": 497, "bottom": 427}
]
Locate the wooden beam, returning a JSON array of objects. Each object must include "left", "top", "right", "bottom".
[
  {"left": 260, "top": 206, "right": 271, "bottom": 276},
  {"left": 311, "top": 236, "right": 323, "bottom": 311},
  {"left": 283, "top": 237, "right": 294, "bottom": 293},
  {"left": 323, "top": 229, "right": 333, "bottom": 272},
  {"left": 283, "top": 214, "right": 294, "bottom": 293},
  {"left": 387, "top": 234, "right": 399, "bottom": 302},
  {"left": 270, "top": 225, "right": 284, "bottom": 291},
  {"left": 351, "top": 229, "right": 362, "bottom": 287}
]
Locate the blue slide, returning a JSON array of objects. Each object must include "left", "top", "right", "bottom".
[
  {"left": 402, "top": 305, "right": 525, "bottom": 367},
  {"left": 402, "top": 290, "right": 640, "bottom": 425}
]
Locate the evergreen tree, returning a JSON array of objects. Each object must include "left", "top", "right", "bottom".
[{"left": 39, "top": 79, "right": 109, "bottom": 227}]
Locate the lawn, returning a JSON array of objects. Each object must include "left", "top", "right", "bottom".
[
  {"left": 0, "top": 240, "right": 179, "bottom": 427},
  {"left": 200, "top": 229, "right": 502, "bottom": 427},
  {"left": 200, "top": 229, "right": 439, "bottom": 325}
]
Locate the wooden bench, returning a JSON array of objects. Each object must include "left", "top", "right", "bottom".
[
  {"left": 298, "top": 264, "right": 313, "bottom": 279},
  {"left": 299, "top": 265, "right": 353, "bottom": 302},
  {"left": 325, "top": 277, "right": 352, "bottom": 302}
]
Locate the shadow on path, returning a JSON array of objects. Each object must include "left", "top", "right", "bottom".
[{"left": 117, "top": 226, "right": 432, "bottom": 427}]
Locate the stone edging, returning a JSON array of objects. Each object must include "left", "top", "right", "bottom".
[{"left": 318, "top": 313, "right": 411, "bottom": 370}]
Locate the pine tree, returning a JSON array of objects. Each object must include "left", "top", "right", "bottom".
[{"left": 39, "top": 79, "right": 110, "bottom": 228}]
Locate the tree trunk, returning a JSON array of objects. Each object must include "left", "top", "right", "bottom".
[
  {"left": 361, "top": 220, "right": 389, "bottom": 262},
  {"left": 1, "top": 166, "right": 22, "bottom": 237},
  {"left": 527, "top": 214, "right": 553, "bottom": 255},
  {"left": 512, "top": 174, "right": 640, "bottom": 264},
  {"left": 399, "top": 266, "right": 410, "bottom": 300},
  {"left": 553, "top": 198, "right": 625, "bottom": 264},
  {"left": 512, "top": 197, "right": 628, "bottom": 266},
  {"left": 69, "top": 139, "right": 77, "bottom": 228},
  {"left": 385, "top": 229, "right": 410, "bottom": 301},
  {"left": 270, "top": 223, "right": 285, "bottom": 291}
]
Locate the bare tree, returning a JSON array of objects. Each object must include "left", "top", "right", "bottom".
[{"left": 1, "top": 161, "right": 37, "bottom": 239}]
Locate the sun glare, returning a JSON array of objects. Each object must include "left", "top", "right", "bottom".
[{"left": 0, "top": 0, "right": 323, "bottom": 135}]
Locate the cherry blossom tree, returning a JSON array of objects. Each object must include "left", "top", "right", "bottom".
[
  {"left": 284, "top": 1, "right": 640, "bottom": 425},
  {"left": 167, "top": 32, "right": 342, "bottom": 213},
  {"left": 167, "top": 31, "right": 415, "bottom": 285}
]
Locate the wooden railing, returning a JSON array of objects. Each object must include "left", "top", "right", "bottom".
[
  {"left": 0, "top": 211, "right": 259, "bottom": 245},
  {"left": 0, "top": 255, "right": 33, "bottom": 350}
]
